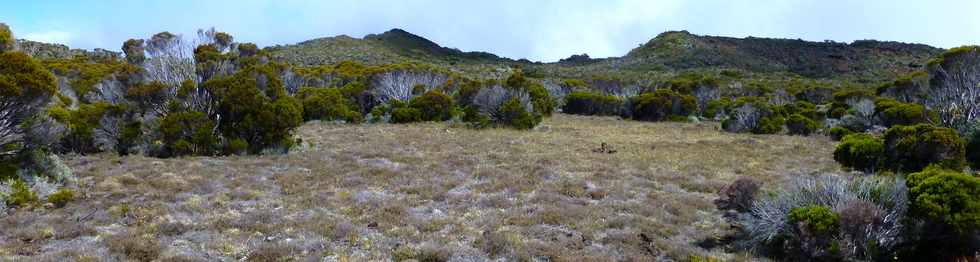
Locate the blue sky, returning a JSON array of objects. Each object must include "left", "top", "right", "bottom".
[{"left": 3, "top": 0, "right": 980, "bottom": 62}]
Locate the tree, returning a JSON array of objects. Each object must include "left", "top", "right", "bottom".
[
  {"left": 0, "top": 51, "right": 57, "bottom": 156},
  {"left": 142, "top": 31, "right": 194, "bottom": 90},
  {"left": 883, "top": 124, "right": 966, "bottom": 172},
  {"left": 0, "top": 23, "right": 15, "bottom": 52},
  {"left": 926, "top": 46, "right": 980, "bottom": 134}
]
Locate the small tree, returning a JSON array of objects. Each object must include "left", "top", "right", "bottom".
[
  {"left": 0, "top": 23, "right": 16, "bottom": 52},
  {"left": 122, "top": 39, "right": 146, "bottom": 65},
  {"left": 0, "top": 51, "right": 57, "bottom": 156},
  {"left": 883, "top": 124, "right": 966, "bottom": 172}
]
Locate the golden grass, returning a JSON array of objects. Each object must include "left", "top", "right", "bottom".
[{"left": 1, "top": 114, "right": 839, "bottom": 261}]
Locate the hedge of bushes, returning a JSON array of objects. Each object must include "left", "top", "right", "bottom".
[{"left": 562, "top": 91, "right": 623, "bottom": 116}]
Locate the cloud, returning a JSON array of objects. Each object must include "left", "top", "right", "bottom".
[{"left": 22, "top": 30, "right": 73, "bottom": 46}]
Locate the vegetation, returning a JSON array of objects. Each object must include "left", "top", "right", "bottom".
[
  {"left": 882, "top": 124, "right": 966, "bottom": 172},
  {"left": 631, "top": 89, "right": 695, "bottom": 122},
  {"left": 833, "top": 133, "right": 885, "bottom": 172},
  {"left": 562, "top": 91, "right": 623, "bottom": 116}
]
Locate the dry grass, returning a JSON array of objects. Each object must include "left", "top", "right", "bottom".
[{"left": 0, "top": 114, "right": 839, "bottom": 261}]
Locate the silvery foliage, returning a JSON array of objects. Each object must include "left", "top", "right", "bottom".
[
  {"left": 541, "top": 80, "right": 573, "bottom": 109},
  {"left": 769, "top": 89, "right": 793, "bottom": 107},
  {"left": 19, "top": 151, "right": 74, "bottom": 184},
  {"left": 371, "top": 70, "right": 451, "bottom": 103},
  {"left": 847, "top": 98, "right": 876, "bottom": 121},
  {"left": 744, "top": 174, "right": 907, "bottom": 259},
  {"left": 693, "top": 85, "right": 720, "bottom": 116},
  {"left": 926, "top": 49, "right": 980, "bottom": 134},
  {"left": 472, "top": 85, "right": 533, "bottom": 121},
  {"left": 143, "top": 32, "right": 195, "bottom": 91},
  {"left": 725, "top": 104, "right": 763, "bottom": 133}
]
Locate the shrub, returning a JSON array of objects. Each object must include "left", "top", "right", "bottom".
[
  {"left": 874, "top": 98, "right": 933, "bottom": 127},
  {"left": 833, "top": 133, "right": 885, "bottom": 173},
  {"left": 296, "top": 87, "right": 360, "bottom": 122},
  {"left": 0, "top": 23, "right": 14, "bottom": 52},
  {"left": 47, "top": 188, "right": 75, "bottom": 208},
  {"left": 526, "top": 82, "right": 555, "bottom": 117},
  {"left": 905, "top": 166, "right": 980, "bottom": 258},
  {"left": 743, "top": 175, "right": 907, "bottom": 261},
  {"left": 500, "top": 97, "right": 538, "bottom": 130},
  {"left": 106, "top": 231, "right": 162, "bottom": 261},
  {"left": 0, "top": 51, "right": 57, "bottom": 154},
  {"left": 205, "top": 66, "right": 304, "bottom": 154},
  {"left": 788, "top": 205, "right": 840, "bottom": 235},
  {"left": 471, "top": 85, "right": 541, "bottom": 129},
  {"left": 409, "top": 89, "right": 454, "bottom": 121},
  {"left": 703, "top": 98, "right": 732, "bottom": 119},
  {"left": 159, "top": 110, "right": 219, "bottom": 157},
  {"left": 883, "top": 124, "right": 966, "bottom": 172},
  {"left": 967, "top": 131, "right": 980, "bottom": 170},
  {"left": 786, "top": 114, "right": 820, "bottom": 136},
  {"left": 6, "top": 179, "right": 39, "bottom": 208},
  {"left": 562, "top": 91, "right": 623, "bottom": 116},
  {"left": 391, "top": 107, "right": 422, "bottom": 123},
  {"left": 631, "top": 89, "right": 696, "bottom": 122},
  {"left": 715, "top": 177, "right": 761, "bottom": 212},
  {"left": 721, "top": 97, "right": 783, "bottom": 134},
  {"left": 827, "top": 127, "right": 852, "bottom": 141}
]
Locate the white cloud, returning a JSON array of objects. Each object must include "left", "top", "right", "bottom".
[{"left": 22, "top": 30, "right": 73, "bottom": 46}]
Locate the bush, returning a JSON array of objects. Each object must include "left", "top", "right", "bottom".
[
  {"left": 631, "top": 89, "right": 696, "bottom": 122},
  {"left": 49, "top": 102, "right": 127, "bottom": 153},
  {"left": 391, "top": 107, "right": 422, "bottom": 123},
  {"left": 785, "top": 205, "right": 842, "bottom": 259},
  {"left": 500, "top": 97, "right": 538, "bottom": 130},
  {"left": 875, "top": 98, "right": 934, "bottom": 127},
  {"left": 47, "top": 188, "right": 75, "bottom": 208},
  {"left": 721, "top": 97, "right": 783, "bottom": 134},
  {"left": 526, "top": 82, "right": 555, "bottom": 117},
  {"left": 905, "top": 166, "right": 980, "bottom": 258},
  {"left": 833, "top": 133, "right": 885, "bottom": 173},
  {"left": 205, "top": 66, "right": 304, "bottom": 154},
  {"left": 159, "top": 110, "right": 219, "bottom": 157},
  {"left": 786, "top": 114, "right": 819, "bottom": 135},
  {"left": 967, "top": 132, "right": 980, "bottom": 170},
  {"left": 6, "top": 179, "right": 38, "bottom": 208},
  {"left": 0, "top": 23, "right": 14, "bottom": 52},
  {"left": 883, "top": 124, "right": 966, "bottom": 172},
  {"left": 827, "top": 127, "right": 853, "bottom": 141},
  {"left": 0, "top": 51, "right": 57, "bottom": 155},
  {"left": 471, "top": 85, "right": 541, "bottom": 129},
  {"left": 296, "top": 87, "right": 360, "bottom": 122},
  {"left": 703, "top": 98, "right": 732, "bottom": 119},
  {"left": 562, "top": 91, "right": 623, "bottom": 116},
  {"left": 788, "top": 205, "right": 840, "bottom": 235},
  {"left": 409, "top": 89, "right": 454, "bottom": 121},
  {"left": 714, "top": 177, "right": 761, "bottom": 212}
]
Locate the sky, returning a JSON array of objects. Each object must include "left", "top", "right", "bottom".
[{"left": 3, "top": 0, "right": 980, "bottom": 62}]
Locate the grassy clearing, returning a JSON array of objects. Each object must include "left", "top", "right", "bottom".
[{"left": 0, "top": 114, "right": 839, "bottom": 261}]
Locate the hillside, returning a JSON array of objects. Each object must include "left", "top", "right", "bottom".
[{"left": 267, "top": 29, "right": 943, "bottom": 83}]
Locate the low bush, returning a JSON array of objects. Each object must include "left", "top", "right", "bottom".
[
  {"left": 703, "top": 98, "right": 732, "bottom": 119},
  {"left": 883, "top": 124, "right": 966, "bottom": 172},
  {"left": 47, "top": 188, "right": 75, "bottom": 208},
  {"left": 6, "top": 179, "right": 39, "bottom": 208},
  {"left": 296, "top": 87, "right": 360, "bottom": 122},
  {"left": 904, "top": 166, "right": 980, "bottom": 259},
  {"left": 827, "top": 127, "right": 852, "bottom": 141},
  {"left": 409, "top": 89, "right": 454, "bottom": 121},
  {"left": 874, "top": 98, "right": 934, "bottom": 127},
  {"left": 391, "top": 107, "right": 422, "bottom": 123},
  {"left": 786, "top": 114, "right": 820, "bottom": 136},
  {"left": 562, "top": 91, "right": 623, "bottom": 116},
  {"left": 159, "top": 110, "right": 219, "bottom": 157},
  {"left": 785, "top": 205, "right": 842, "bottom": 260},
  {"left": 714, "top": 177, "right": 761, "bottom": 213},
  {"left": 833, "top": 133, "right": 885, "bottom": 173},
  {"left": 721, "top": 97, "right": 784, "bottom": 134},
  {"left": 631, "top": 89, "right": 696, "bottom": 122},
  {"left": 471, "top": 85, "right": 542, "bottom": 129}
]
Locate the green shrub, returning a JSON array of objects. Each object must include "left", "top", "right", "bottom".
[
  {"left": 883, "top": 124, "right": 966, "bottom": 172},
  {"left": 907, "top": 166, "right": 980, "bottom": 233},
  {"left": 703, "top": 98, "right": 732, "bottom": 118},
  {"left": 47, "top": 188, "right": 75, "bottom": 208},
  {"left": 159, "top": 110, "right": 218, "bottom": 157},
  {"left": 500, "top": 97, "right": 539, "bottom": 130},
  {"left": 632, "top": 89, "right": 696, "bottom": 122},
  {"left": 205, "top": 66, "right": 304, "bottom": 154},
  {"left": 968, "top": 132, "right": 980, "bottom": 170},
  {"left": 227, "top": 138, "right": 249, "bottom": 155},
  {"left": 0, "top": 23, "right": 14, "bottom": 52},
  {"left": 49, "top": 102, "right": 127, "bottom": 154},
  {"left": 6, "top": 179, "right": 38, "bottom": 208},
  {"left": 827, "top": 127, "right": 853, "bottom": 141},
  {"left": 874, "top": 98, "right": 933, "bottom": 127},
  {"left": 833, "top": 133, "right": 885, "bottom": 172},
  {"left": 720, "top": 97, "right": 784, "bottom": 134},
  {"left": 786, "top": 114, "right": 820, "bottom": 136},
  {"left": 562, "top": 91, "right": 624, "bottom": 116},
  {"left": 409, "top": 90, "right": 454, "bottom": 121},
  {"left": 391, "top": 107, "right": 422, "bottom": 123},
  {"left": 788, "top": 205, "right": 841, "bottom": 235},
  {"left": 526, "top": 82, "right": 554, "bottom": 117},
  {"left": 296, "top": 87, "right": 360, "bottom": 122}
]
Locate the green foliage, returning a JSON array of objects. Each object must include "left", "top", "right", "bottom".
[
  {"left": 409, "top": 89, "right": 454, "bottom": 121},
  {"left": 874, "top": 98, "right": 933, "bottom": 127},
  {"left": 788, "top": 205, "right": 841, "bottom": 235},
  {"left": 205, "top": 65, "right": 304, "bottom": 154},
  {"left": 499, "top": 97, "right": 539, "bottom": 130},
  {"left": 526, "top": 82, "right": 554, "bottom": 116},
  {"left": 391, "top": 107, "right": 422, "bottom": 123},
  {"left": 883, "top": 124, "right": 966, "bottom": 172},
  {"left": 41, "top": 57, "right": 139, "bottom": 98},
  {"left": 0, "top": 23, "right": 13, "bottom": 52},
  {"left": 296, "top": 87, "right": 360, "bottom": 122},
  {"left": 632, "top": 89, "right": 696, "bottom": 122},
  {"left": 159, "top": 110, "right": 218, "bottom": 157},
  {"left": 703, "top": 98, "right": 732, "bottom": 118},
  {"left": 663, "top": 72, "right": 719, "bottom": 93},
  {"left": 562, "top": 91, "right": 624, "bottom": 116},
  {"left": 968, "top": 132, "right": 980, "bottom": 170},
  {"left": 786, "top": 114, "right": 820, "bottom": 136},
  {"left": 125, "top": 81, "right": 169, "bottom": 113},
  {"left": 47, "top": 188, "right": 75, "bottom": 208},
  {"left": 928, "top": 45, "right": 980, "bottom": 68},
  {"left": 0, "top": 51, "right": 58, "bottom": 98},
  {"left": 49, "top": 102, "right": 127, "bottom": 153},
  {"left": 226, "top": 138, "right": 249, "bottom": 156},
  {"left": 6, "top": 179, "right": 38, "bottom": 208},
  {"left": 834, "top": 133, "right": 885, "bottom": 173},
  {"left": 907, "top": 166, "right": 980, "bottom": 234},
  {"left": 827, "top": 127, "right": 853, "bottom": 141}
]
